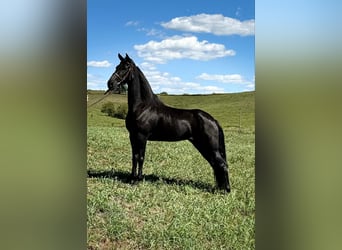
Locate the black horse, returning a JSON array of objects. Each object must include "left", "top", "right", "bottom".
[{"left": 106, "top": 54, "right": 230, "bottom": 193}]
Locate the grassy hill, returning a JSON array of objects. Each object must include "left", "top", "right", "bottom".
[
  {"left": 87, "top": 90, "right": 255, "bottom": 130},
  {"left": 87, "top": 91, "right": 255, "bottom": 249}
]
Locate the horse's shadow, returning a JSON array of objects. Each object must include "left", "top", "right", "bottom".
[{"left": 87, "top": 169, "right": 213, "bottom": 193}]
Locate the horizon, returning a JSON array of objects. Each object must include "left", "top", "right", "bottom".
[{"left": 87, "top": 88, "right": 255, "bottom": 96}]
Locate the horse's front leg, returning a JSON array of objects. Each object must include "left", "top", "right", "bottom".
[
  {"left": 129, "top": 134, "right": 137, "bottom": 180},
  {"left": 137, "top": 139, "right": 147, "bottom": 181},
  {"left": 130, "top": 133, "right": 147, "bottom": 181}
]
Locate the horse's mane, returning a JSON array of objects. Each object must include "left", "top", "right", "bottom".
[{"left": 135, "top": 66, "right": 162, "bottom": 105}]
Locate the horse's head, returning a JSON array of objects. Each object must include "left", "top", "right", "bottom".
[{"left": 105, "top": 53, "right": 134, "bottom": 94}]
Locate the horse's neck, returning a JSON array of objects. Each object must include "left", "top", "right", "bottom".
[
  {"left": 127, "top": 76, "right": 141, "bottom": 111},
  {"left": 127, "top": 67, "right": 155, "bottom": 111}
]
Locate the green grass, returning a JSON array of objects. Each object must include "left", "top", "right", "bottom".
[{"left": 87, "top": 91, "right": 255, "bottom": 249}]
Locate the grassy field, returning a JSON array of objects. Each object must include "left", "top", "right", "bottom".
[{"left": 87, "top": 91, "right": 255, "bottom": 249}]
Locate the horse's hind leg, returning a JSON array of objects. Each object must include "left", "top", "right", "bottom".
[
  {"left": 191, "top": 140, "right": 230, "bottom": 193},
  {"left": 211, "top": 151, "right": 230, "bottom": 192}
]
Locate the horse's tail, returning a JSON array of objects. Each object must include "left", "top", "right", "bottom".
[
  {"left": 216, "top": 121, "right": 230, "bottom": 193},
  {"left": 218, "top": 123, "right": 227, "bottom": 161}
]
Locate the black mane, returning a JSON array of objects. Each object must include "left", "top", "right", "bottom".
[{"left": 135, "top": 66, "right": 162, "bottom": 105}]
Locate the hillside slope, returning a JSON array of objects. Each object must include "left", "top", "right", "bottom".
[{"left": 87, "top": 91, "right": 255, "bottom": 129}]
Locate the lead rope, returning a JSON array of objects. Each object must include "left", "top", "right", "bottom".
[{"left": 87, "top": 90, "right": 113, "bottom": 108}]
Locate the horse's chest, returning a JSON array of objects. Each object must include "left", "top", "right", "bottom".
[{"left": 125, "top": 110, "right": 156, "bottom": 133}]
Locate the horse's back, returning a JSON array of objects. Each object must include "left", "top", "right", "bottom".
[{"left": 126, "top": 104, "right": 195, "bottom": 141}]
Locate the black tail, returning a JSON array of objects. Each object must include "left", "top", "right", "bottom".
[
  {"left": 218, "top": 123, "right": 227, "bottom": 161},
  {"left": 216, "top": 123, "right": 230, "bottom": 193}
]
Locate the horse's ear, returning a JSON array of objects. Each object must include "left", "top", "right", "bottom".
[
  {"left": 125, "top": 53, "right": 134, "bottom": 63},
  {"left": 118, "top": 53, "right": 124, "bottom": 61}
]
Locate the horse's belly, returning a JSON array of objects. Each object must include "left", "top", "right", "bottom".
[
  {"left": 148, "top": 122, "right": 191, "bottom": 142},
  {"left": 148, "top": 133, "right": 186, "bottom": 142}
]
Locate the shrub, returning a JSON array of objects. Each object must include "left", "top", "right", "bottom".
[
  {"left": 101, "top": 102, "right": 115, "bottom": 116},
  {"left": 113, "top": 104, "right": 128, "bottom": 119},
  {"left": 100, "top": 102, "right": 128, "bottom": 119}
]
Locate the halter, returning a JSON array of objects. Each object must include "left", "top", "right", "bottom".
[{"left": 115, "top": 64, "right": 133, "bottom": 85}]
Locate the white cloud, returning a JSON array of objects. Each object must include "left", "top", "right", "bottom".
[
  {"left": 161, "top": 14, "right": 254, "bottom": 36},
  {"left": 87, "top": 81, "right": 103, "bottom": 89},
  {"left": 125, "top": 21, "right": 140, "bottom": 26},
  {"left": 142, "top": 69, "right": 224, "bottom": 94},
  {"left": 197, "top": 73, "right": 248, "bottom": 84},
  {"left": 134, "top": 35, "right": 235, "bottom": 63},
  {"left": 140, "top": 62, "right": 157, "bottom": 71},
  {"left": 87, "top": 73, "right": 106, "bottom": 90},
  {"left": 235, "top": 7, "right": 242, "bottom": 17},
  {"left": 87, "top": 60, "right": 112, "bottom": 68},
  {"left": 197, "top": 73, "right": 255, "bottom": 92},
  {"left": 246, "top": 83, "right": 255, "bottom": 89}
]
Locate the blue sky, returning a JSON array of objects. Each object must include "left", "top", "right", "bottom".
[{"left": 87, "top": 0, "right": 254, "bottom": 94}]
